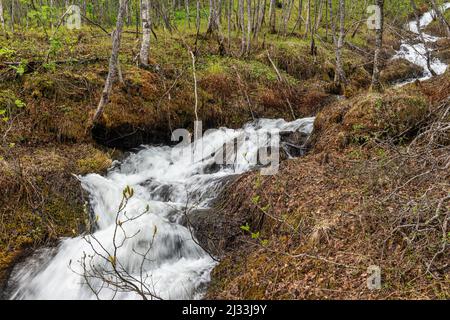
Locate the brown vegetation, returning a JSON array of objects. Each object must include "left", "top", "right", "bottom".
[{"left": 203, "top": 71, "right": 450, "bottom": 299}]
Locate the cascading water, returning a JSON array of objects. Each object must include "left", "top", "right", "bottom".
[
  {"left": 6, "top": 118, "right": 314, "bottom": 300},
  {"left": 394, "top": 2, "right": 450, "bottom": 84}
]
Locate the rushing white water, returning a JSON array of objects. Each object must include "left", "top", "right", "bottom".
[
  {"left": 7, "top": 118, "right": 314, "bottom": 300},
  {"left": 394, "top": 3, "right": 450, "bottom": 84}
]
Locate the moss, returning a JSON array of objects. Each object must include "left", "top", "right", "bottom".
[
  {"left": 345, "top": 66, "right": 372, "bottom": 97},
  {"left": 77, "top": 150, "right": 113, "bottom": 175},
  {"left": 343, "top": 92, "right": 429, "bottom": 141},
  {"left": 0, "top": 89, "right": 18, "bottom": 109},
  {"left": 0, "top": 144, "right": 113, "bottom": 283},
  {"left": 380, "top": 59, "right": 424, "bottom": 85},
  {"left": 24, "top": 73, "right": 56, "bottom": 99}
]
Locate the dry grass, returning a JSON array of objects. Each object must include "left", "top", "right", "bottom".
[{"left": 0, "top": 144, "right": 113, "bottom": 285}]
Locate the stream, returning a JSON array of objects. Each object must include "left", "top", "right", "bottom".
[
  {"left": 6, "top": 118, "right": 314, "bottom": 300},
  {"left": 394, "top": 2, "right": 450, "bottom": 84}
]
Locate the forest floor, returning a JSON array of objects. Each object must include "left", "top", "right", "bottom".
[{"left": 0, "top": 17, "right": 449, "bottom": 298}]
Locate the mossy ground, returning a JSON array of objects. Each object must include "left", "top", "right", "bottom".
[{"left": 0, "top": 143, "right": 113, "bottom": 286}]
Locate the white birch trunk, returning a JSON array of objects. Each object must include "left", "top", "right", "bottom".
[{"left": 139, "top": 0, "right": 151, "bottom": 67}]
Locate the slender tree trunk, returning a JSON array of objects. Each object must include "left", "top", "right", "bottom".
[
  {"left": 325, "top": 0, "right": 328, "bottom": 39},
  {"left": 283, "top": 0, "right": 294, "bottom": 36},
  {"left": 334, "top": 0, "right": 346, "bottom": 85},
  {"left": 429, "top": 0, "right": 450, "bottom": 37},
  {"left": 371, "top": 0, "right": 384, "bottom": 92},
  {"left": 140, "top": 0, "right": 151, "bottom": 67},
  {"left": 239, "top": 0, "right": 246, "bottom": 54},
  {"left": 291, "top": 0, "right": 303, "bottom": 34},
  {"left": 135, "top": 0, "right": 140, "bottom": 38},
  {"left": 10, "top": 0, "right": 14, "bottom": 33},
  {"left": 247, "top": 0, "right": 252, "bottom": 53},
  {"left": 228, "top": 0, "right": 232, "bottom": 50},
  {"left": 255, "top": 0, "right": 266, "bottom": 38},
  {"left": 185, "top": 0, "right": 190, "bottom": 28},
  {"left": 304, "top": 0, "right": 310, "bottom": 38},
  {"left": 93, "top": 0, "right": 129, "bottom": 123},
  {"left": 194, "top": 0, "right": 201, "bottom": 52},
  {"left": 315, "top": 0, "right": 324, "bottom": 32},
  {"left": 207, "top": 0, "right": 216, "bottom": 33},
  {"left": 0, "top": 0, "right": 5, "bottom": 32},
  {"left": 269, "top": 0, "right": 276, "bottom": 33},
  {"left": 215, "top": 0, "right": 226, "bottom": 54},
  {"left": 196, "top": 0, "right": 201, "bottom": 33},
  {"left": 328, "top": 0, "right": 336, "bottom": 44}
]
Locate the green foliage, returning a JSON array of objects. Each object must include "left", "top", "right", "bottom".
[
  {"left": 240, "top": 223, "right": 251, "bottom": 232},
  {"left": 251, "top": 195, "right": 260, "bottom": 205},
  {"left": 10, "top": 60, "right": 28, "bottom": 76},
  {"left": 43, "top": 62, "right": 57, "bottom": 72},
  {"left": 240, "top": 223, "right": 269, "bottom": 247},
  {"left": 15, "top": 99, "right": 26, "bottom": 108},
  {"left": 0, "top": 48, "right": 16, "bottom": 60},
  {"left": 0, "top": 90, "right": 25, "bottom": 122},
  {"left": 49, "top": 37, "right": 63, "bottom": 57}
]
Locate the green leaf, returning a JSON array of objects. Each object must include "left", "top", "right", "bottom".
[
  {"left": 251, "top": 195, "right": 260, "bottom": 205},
  {"left": 15, "top": 99, "right": 26, "bottom": 108},
  {"left": 251, "top": 232, "right": 260, "bottom": 239},
  {"left": 240, "top": 223, "right": 250, "bottom": 232}
]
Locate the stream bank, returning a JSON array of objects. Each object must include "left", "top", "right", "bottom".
[{"left": 203, "top": 71, "right": 450, "bottom": 299}]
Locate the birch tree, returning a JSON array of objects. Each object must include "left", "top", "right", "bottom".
[
  {"left": 247, "top": 0, "right": 252, "bottom": 53},
  {"left": 0, "top": 0, "right": 5, "bottom": 33},
  {"left": 139, "top": 0, "right": 151, "bottom": 67},
  {"left": 93, "top": 0, "right": 130, "bottom": 123},
  {"left": 328, "top": 0, "right": 337, "bottom": 45},
  {"left": 334, "top": 0, "right": 346, "bottom": 85},
  {"left": 239, "top": 0, "right": 246, "bottom": 54},
  {"left": 269, "top": 0, "right": 276, "bottom": 33},
  {"left": 371, "top": 0, "right": 384, "bottom": 92}
]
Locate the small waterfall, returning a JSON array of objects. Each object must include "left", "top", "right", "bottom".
[
  {"left": 394, "top": 3, "right": 450, "bottom": 85},
  {"left": 6, "top": 118, "right": 314, "bottom": 300}
]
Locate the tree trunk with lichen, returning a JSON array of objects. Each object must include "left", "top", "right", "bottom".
[
  {"left": 371, "top": 0, "right": 384, "bottom": 92},
  {"left": 139, "top": 0, "right": 151, "bottom": 67}
]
